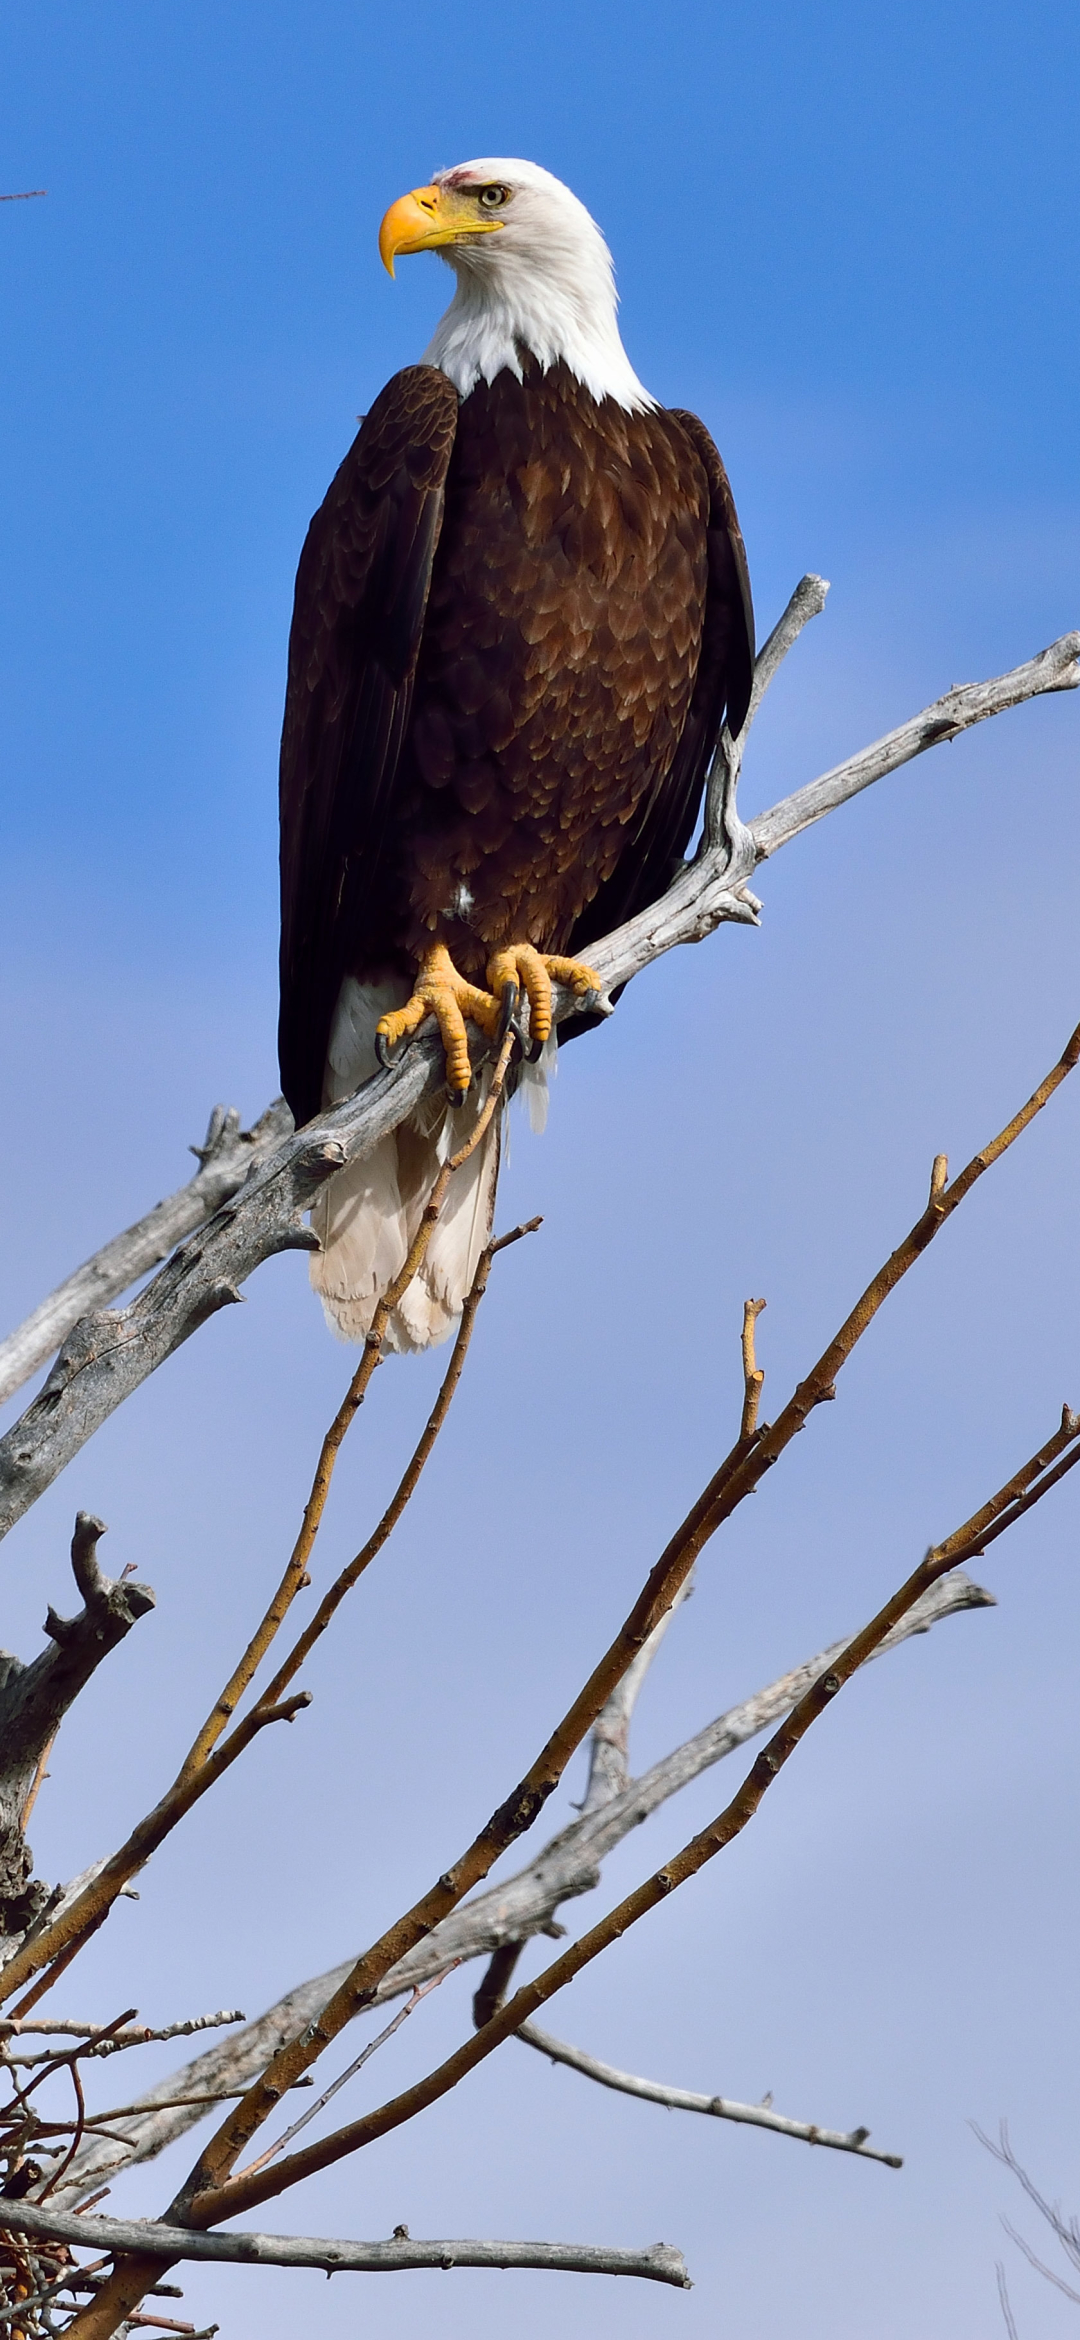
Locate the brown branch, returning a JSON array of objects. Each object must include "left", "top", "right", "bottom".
[
  {"left": 76, "top": 1015, "right": 1075, "bottom": 2285},
  {"left": 15, "top": 1571, "right": 998, "bottom": 2210},
  {"left": 179, "top": 1027, "right": 517, "bottom": 1785},
  {"left": 516, "top": 2022, "right": 901, "bottom": 2166},
  {"left": 0, "top": 1079, "right": 525, "bottom": 2013},
  {"left": 739, "top": 1299, "right": 766, "bottom": 1441},
  {"left": 183, "top": 1402, "right": 1080, "bottom": 2234},
  {"left": 240, "top": 1217, "right": 541, "bottom": 1726}
]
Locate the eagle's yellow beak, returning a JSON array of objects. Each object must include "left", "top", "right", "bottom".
[{"left": 378, "top": 184, "right": 503, "bottom": 277}]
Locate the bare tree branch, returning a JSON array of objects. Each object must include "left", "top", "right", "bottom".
[
  {"left": 0, "top": 2015, "right": 244, "bottom": 2067},
  {"left": 996, "top": 2261, "right": 1021, "bottom": 2339},
  {"left": 516, "top": 2022, "right": 902, "bottom": 2166},
  {"left": 176, "top": 1410, "right": 1077, "bottom": 2238},
  {"left": 0, "top": 609, "right": 1073, "bottom": 1549},
  {"left": 578, "top": 1577, "right": 694, "bottom": 1815},
  {"left": 0, "top": 1200, "right": 533, "bottom": 2008},
  {"left": 0, "top": 2197, "right": 690, "bottom": 2288},
  {"left": 50, "top": 1569, "right": 991, "bottom": 2207},
  {"left": 0, "top": 1519, "right": 154, "bottom": 1934},
  {"left": 0, "top": 1105, "right": 293, "bottom": 1413},
  {"left": 977, "top": 2121, "right": 1080, "bottom": 2305}
]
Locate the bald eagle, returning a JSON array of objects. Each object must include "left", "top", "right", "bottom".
[{"left": 279, "top": 159, "right": 753, "bottom": 1350}]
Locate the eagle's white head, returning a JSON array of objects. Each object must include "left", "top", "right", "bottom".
[{"left": 378, "top": 157, "right": 655, "bottom": 414}]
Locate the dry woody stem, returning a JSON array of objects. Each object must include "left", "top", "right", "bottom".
[{"left": 59, "top": 1007, "right": 1080, "bottom": 2333}]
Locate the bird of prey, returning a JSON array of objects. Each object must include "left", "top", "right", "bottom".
[{"left": 278, "top": 158, "right": 753, "bottom": 1349}]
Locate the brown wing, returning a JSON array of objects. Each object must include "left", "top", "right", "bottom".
[
  {"left": 562, "top": 406, "right": 754, "bottom": 984},
  {"left": 278, "top": 366, "right": 459, "bottom": 1126}
]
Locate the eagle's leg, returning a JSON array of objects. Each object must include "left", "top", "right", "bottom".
[
  {"left": 375, "top": 944, "right": 505, "bottom": 1106},
  {"left": 486, "top": 945, "right": 602, "bottom": 1062}
]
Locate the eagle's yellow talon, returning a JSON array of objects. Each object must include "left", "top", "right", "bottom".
[
  {"left": 486, "top": 945, "right": 602, "bottom": 1055},
  {"left": 376, "top": 944, "right": 502, "bottom": 1099}
]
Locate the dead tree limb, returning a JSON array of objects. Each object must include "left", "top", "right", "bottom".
[
  {"left": 516, "top": 2023, "right": 902, "bottom": 2166},
  {"left": 0, "top": 1104, "right": 292, "bottom": 1412},
  {"left": 0, "top": 607, "right": 1074, "bottom": 1547},
  {"left": 6, "top": 1001, "right": 1070, "bottom": 2024},
  {"left": 0, "top": 2196, "right": 690, "bottom": 2288},
  {"left": 0, "top": 1519, "right": 153, "bottom": 1934},
  {"left": 169, "top": 1410, "right": 1077, "bottom": 2242},
  {"left": 51, "top": 1569, "right": 990, "bottom": 2207}
]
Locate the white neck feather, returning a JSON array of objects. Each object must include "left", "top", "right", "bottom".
[{"left": 420, "top": 159, "right": 655, "bottom": 415}]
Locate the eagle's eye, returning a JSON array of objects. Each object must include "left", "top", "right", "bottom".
[{"left": 477, "top": 183, "right": 510, "bottom": 210}]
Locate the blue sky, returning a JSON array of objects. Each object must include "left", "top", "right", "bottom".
[{"left": 1, "top": 4, "right": 1079, "bottom": 2335}]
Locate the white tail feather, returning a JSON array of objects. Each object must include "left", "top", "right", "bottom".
[{"left": 310, "top": 977, "right": 503, "bottom": 1353}]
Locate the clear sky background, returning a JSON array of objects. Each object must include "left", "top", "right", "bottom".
[{"left": 1, "top": 3, "right": 1079, "bottom": 2334}]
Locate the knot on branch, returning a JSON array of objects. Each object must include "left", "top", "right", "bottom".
[{"left": 483, "top": 1780, "right": 553, "bottom": 1845}]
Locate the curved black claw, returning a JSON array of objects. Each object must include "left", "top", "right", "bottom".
[
  {"left": 445, "top": 1082, "right": 468, "bottom": 1110},
  {"left": 375, "top": 1029, "right": 402, "bottom": 1073},
  {"left": 496, "top": 980, "right": 520, "bottom": 1045},
  {"left": 518, "top": 1025, "right": 544, "bottom": 1064}
]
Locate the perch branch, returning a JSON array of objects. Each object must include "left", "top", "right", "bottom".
[
  {"left": 516, "top": 2023, "right": 901, "bottom": 2166},
  {"left": 1, "top": 613, "right": 1074, "bottom": 1546},
  {"left": 0, "top": 2196, "right": 690, "bottom": 2288},
  {"left": 0, "top": 1103, "right": 292, "bottom": 1412},
  {"left": 50, "top": 1570, "right": 991, "bottom": 2206}
]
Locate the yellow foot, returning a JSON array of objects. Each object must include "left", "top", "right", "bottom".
[
  {"left": 486, "top": 946, "right": 603, "bottom": 1060},
  {"left": 375, "top": 945, "right": 504, "bottom": 1105}
]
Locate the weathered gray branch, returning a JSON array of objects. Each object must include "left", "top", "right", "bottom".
[
  {"left": 0, "top": 2010, "right": 244, "bottom": 2066},
  {"left": 52, "top": 1569, "right": 990, "bottom": 2204},
  {"left": 0, "top": 2196, "right": 690, "bottom": 2288},
  {"left": 0, "top": 1103, "right": 292, "bottom": 1412},
  {"left": 0, "top": 601, "right": 1073, "bottom": 1550},
  {"left": 517, "top": 2022, "right": 902, "bottom": 2166},
  {"left": 0, "top": 1515, "right": 153, "bottom": 1931},
  {"left": 579, "top": 1577, "right": 694, "bottom": 1814}
]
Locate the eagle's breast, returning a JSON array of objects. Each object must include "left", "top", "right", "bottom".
[{"left": 388, "top": 359, "right": 711, "bottom": 975}]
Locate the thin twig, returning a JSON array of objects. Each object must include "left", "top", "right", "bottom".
[
  {"left": 233, "top": 1217, "right": 541, "bottom": 1727},
  {"left": 739, "top": 1299, "right": 766, "bottom": 1441},
  {"left": 238, "top": 1969, "right": 458, "bottom": 2182},
  {"left": 996, "top": 2267, "right": 1020, "bottom": 2340},
  {"left": 516, "top": 2021, "right": 901, "bottom": 2165},
  {"left": 177, "top": 1028, "right": 517, "bottom": 1786},
  {"left": 0, "top": 2015, "right": 244, "bottom": 2061}
]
